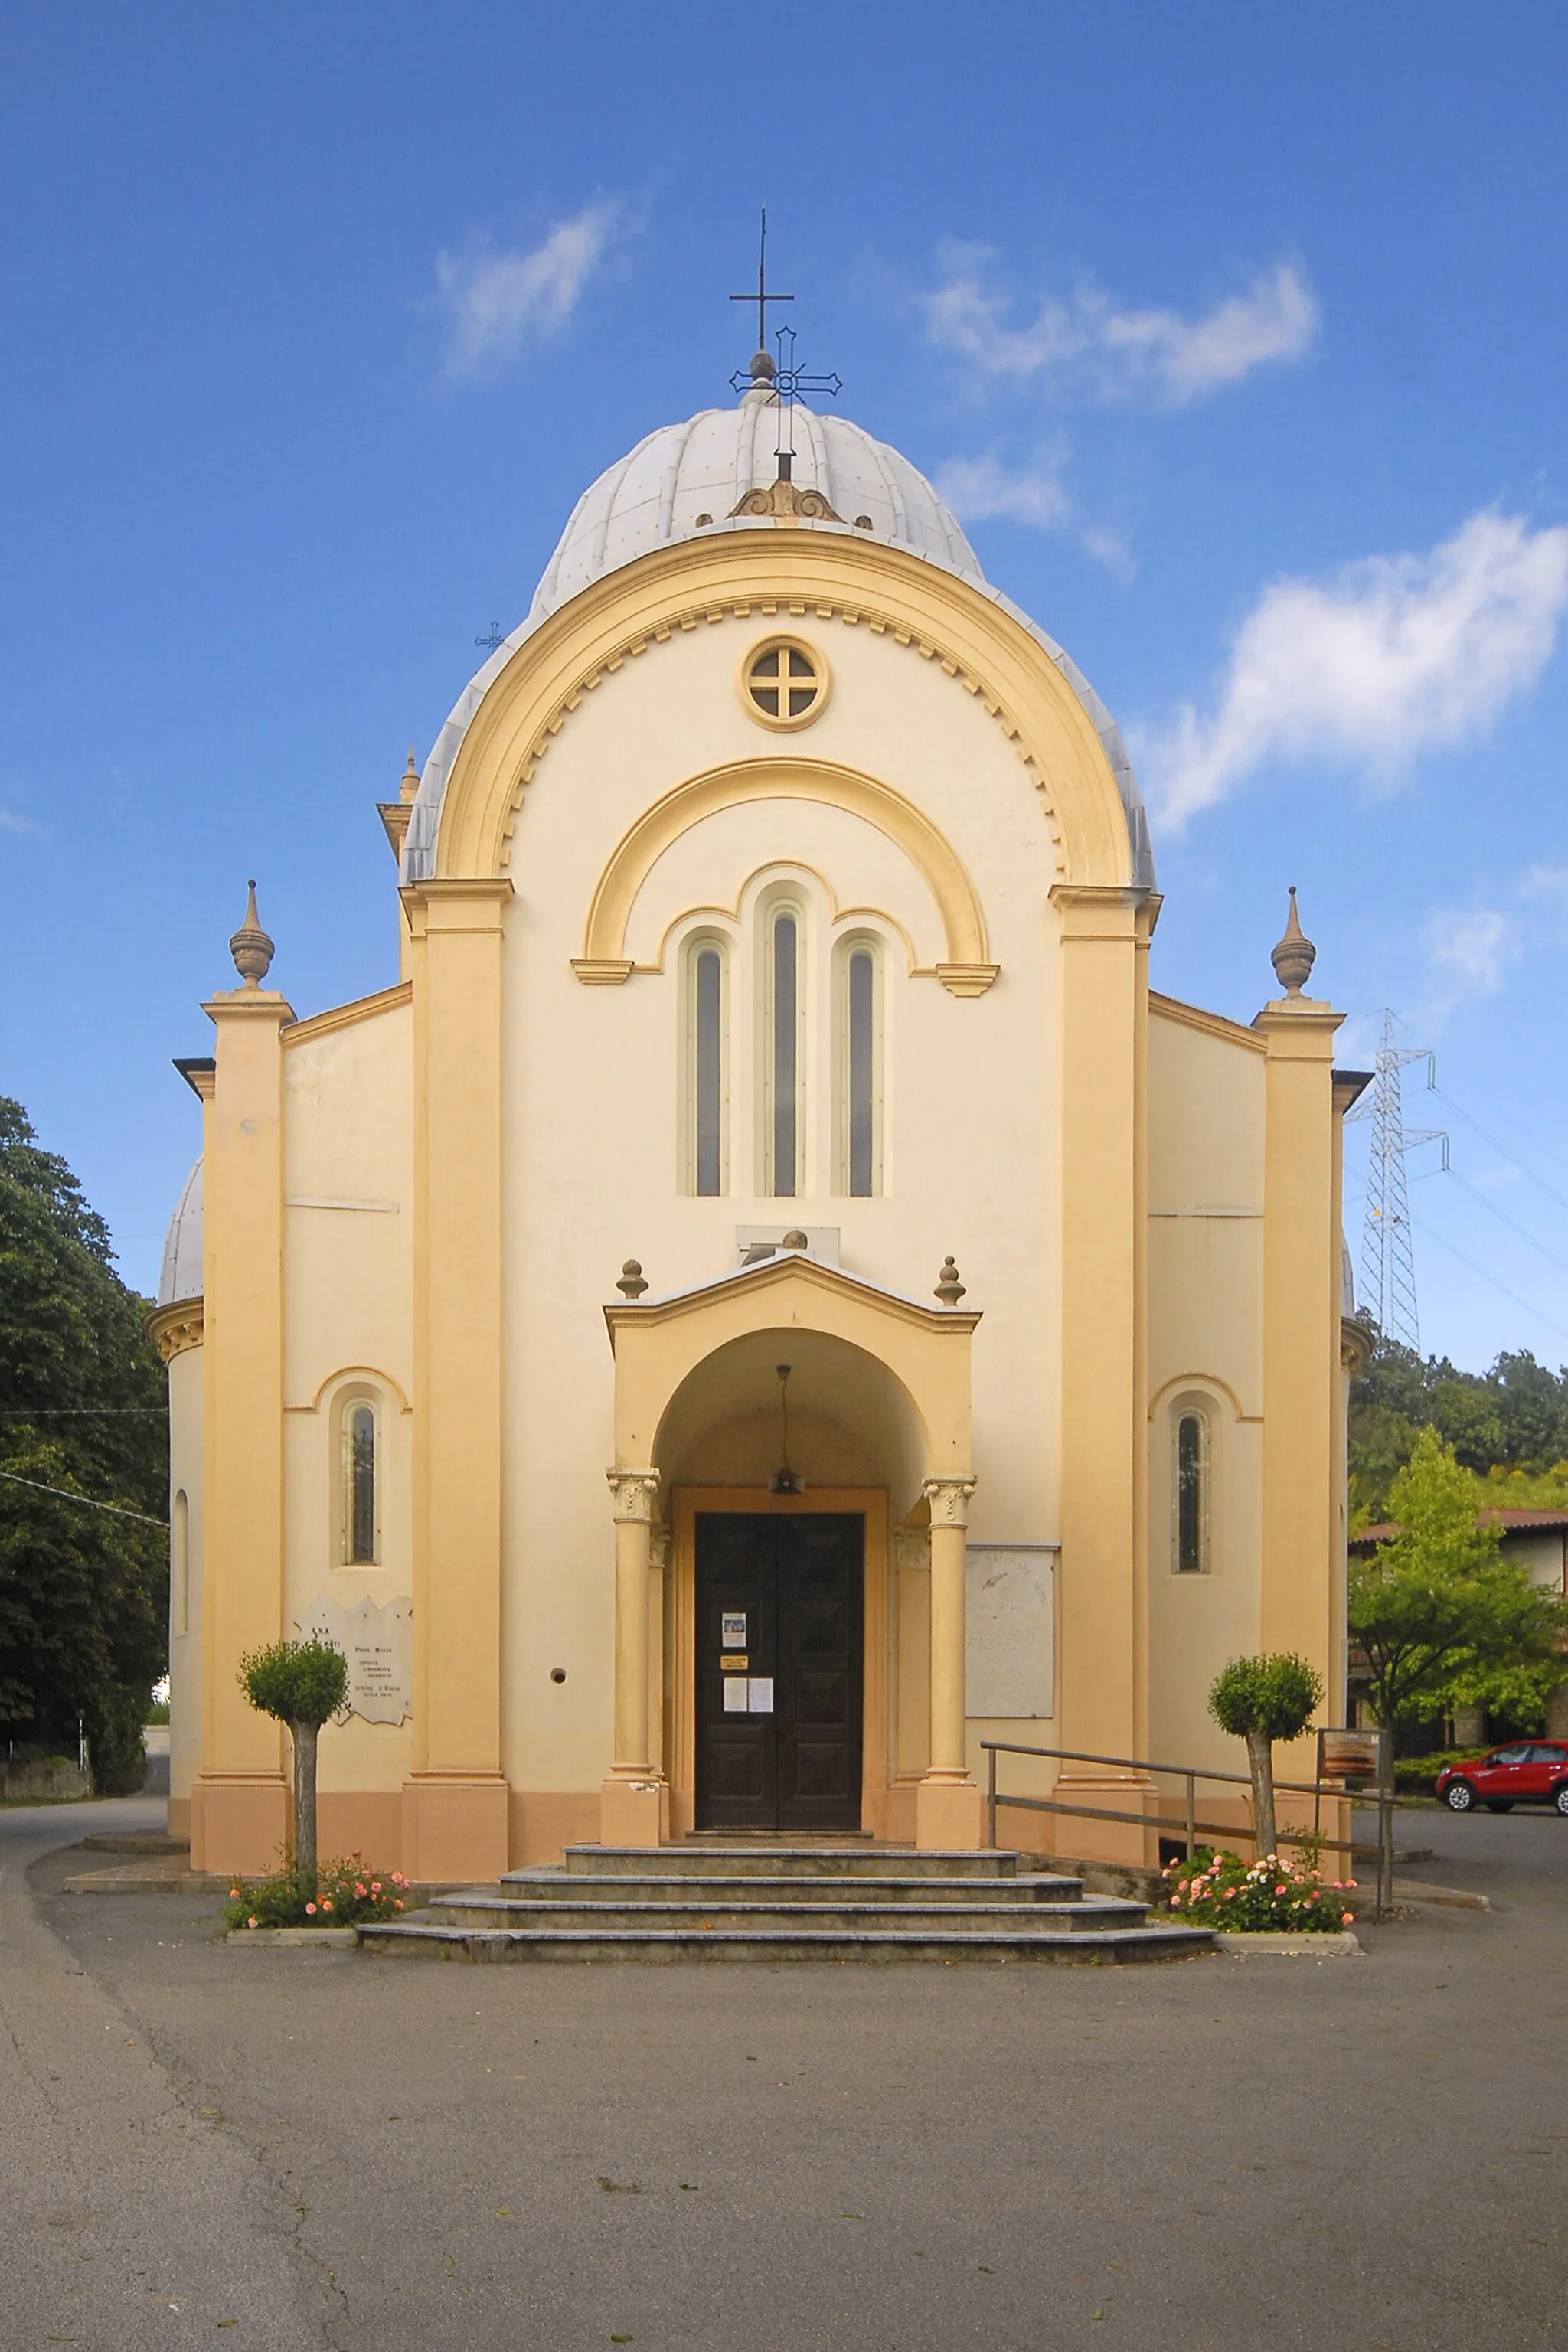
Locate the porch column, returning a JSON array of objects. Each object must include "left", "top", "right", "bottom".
[
  {"left": 917, "top": 1475, "right": 983, "bottom": 1850},
  {"left": 601, "top": 1470, "right": 668, "bottom": 1847}
]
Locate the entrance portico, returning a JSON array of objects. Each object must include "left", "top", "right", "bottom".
[{"left": 602, "top": 1249, "right": 982, "bottom": 1851}]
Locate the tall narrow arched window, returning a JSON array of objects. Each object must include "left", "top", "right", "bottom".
[
  {"left": 345, "top": 1403, "right": 378, "bottom": 1565},
  {"left": 843, "top": 943, "right": 880, "bottom": 1197},
  {"left": 172, "top": 1489, "right": 189, "bottom": 1635},
  {"left": 691, "top": 940, "right": 725, "bottom": 1195},
  {"left": 767, "top": 907, "right": 801, "bottom": 1196},
  {"left": 1174, "top": 1407, "right": 1210, "bottom": 1575}
]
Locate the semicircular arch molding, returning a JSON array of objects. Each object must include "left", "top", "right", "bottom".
[
  {"left": 426, "top": 533, "right": 1142, "bottom": 896},
  {"left": 573, "top": 759, "right": 996, "bottom": 996}
]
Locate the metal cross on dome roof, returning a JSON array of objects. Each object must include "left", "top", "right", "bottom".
[
  {"left": 728, "top": 211, "right": 842, "bottom": 412},
  {"left": 729, "top": 207, "right": 793, "bottom": 354}
]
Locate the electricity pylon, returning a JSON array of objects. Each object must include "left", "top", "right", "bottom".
[{"left": 1346, "top": 1010, "right": 1442, "bottom": 1352}]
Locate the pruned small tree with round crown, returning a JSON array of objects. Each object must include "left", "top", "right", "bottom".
[
  {"left": 237, "top": 1636, "right": 348, "bottom": 1894},
  {"left": 1207, "top": 1651, "right": 1325, "bottom": 1862}
]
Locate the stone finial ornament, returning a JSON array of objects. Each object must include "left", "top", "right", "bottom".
[
  {"left": 935, "top": 1256, "right": 966, "bottom": 1305},
  {"left": 616, "top": 1259, "right": 648, "bottom": 1299},
  {"left": 229, "top": 880, "right": 275, "bottom": 988},
  {"left": 1270, "top": 887, "right": 1317, "bottom": 998},
  {"left": 400, "top": 746, "right": 420, "bottom": 805}
]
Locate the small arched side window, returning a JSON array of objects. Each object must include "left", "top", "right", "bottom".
[
  {"left": 691, "top": 939, "right": 725, "bottom": 1196},
  {"left": 843, "top": 942, "right": 880, "bottom": 1197},
  {"left": 172, "top": 1488, "right": 189, "bottom": 1635},
  {"left": 1174, "top": 1407, "right": 1210, "bottom": 1575},
  {"left": 768, "top": 906, "right": 802, "bottom": 1197},
  {"left": 345, "top": 1403, "right": 378, "bottom": 1566}
]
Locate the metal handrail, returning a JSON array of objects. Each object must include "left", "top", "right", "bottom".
[{"left": 980, "top": 1736, "right": 1400, "bottom": 1919}]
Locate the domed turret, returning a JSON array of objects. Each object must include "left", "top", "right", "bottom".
[{"left": 158, "top": 1159, "right": 204, "bottom": 1306}]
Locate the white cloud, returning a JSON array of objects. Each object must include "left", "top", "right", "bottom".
[
  {"left": 438, "top": 199, "right": 622, "bottom": 378},
  {"left": 1426, "top": 906, "right": 1517, "bottom": 1021},
  {"left": 1521, "top": 860, "right": 1568, "bottom": 907},
  {"left": 935, "top": 449, "right": 1134, "bottom": 579},
  {"left": 923, "top": 244, "right": 1318, "bottom": 407},
  {"left": 1145, "top": 509, "right": 1568, "bottom": 827},
  {"left": 935, "top": 452, "right": 1071, "bottom": 532},
  {"left": 0, "top": 805, "right": 44, "bottom": 840}
]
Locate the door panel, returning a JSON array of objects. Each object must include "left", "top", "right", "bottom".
[
  {"left": 695, "top": 1513, "right": 864, "bottom": 1832},
  {"left": 694, "top": 1514, "right": 778, "bottom": 1830}
]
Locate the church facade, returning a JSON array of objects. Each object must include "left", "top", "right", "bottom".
[{"left": 150, "top": 367, "right": 1365, "bottom": 1881}]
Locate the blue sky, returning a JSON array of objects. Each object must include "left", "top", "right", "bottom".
[{"left": 3, "top": 3, "right": 1566, "bottom": 1370}]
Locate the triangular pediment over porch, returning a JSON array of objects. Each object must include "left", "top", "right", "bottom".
[{"left": 603, "top": 1249, "right": 979, "bottom": 1489}]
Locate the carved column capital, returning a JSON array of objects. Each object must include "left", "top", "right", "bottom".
[
  {"left": 922, "top": 1475, "right": 977, "bottom": 1530},
  {"left": 606, "top": 1469, "right": 661, "bottom": 1524}
]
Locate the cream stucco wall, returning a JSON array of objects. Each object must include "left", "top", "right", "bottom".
[
  {"left": 279, "top": 995, "right": 415, "bottom": 1808},
  {"left": 1146, "top": 999, "right": 1268, "bottom": 1773},
  {"left": 165, "top": 1336, "right": 204, "bottom": 1834}
]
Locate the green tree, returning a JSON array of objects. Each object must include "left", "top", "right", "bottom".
[
  {"left": 1350, "top": 1428, "right": 1568, "bottom": 1734},
  {"left": 238, "top": 1637, "right": 349, "bottom": 1892},
  {"left": 1207, "top": 1652, "right": 1325, "bottom": 1861},
  {"left": 1349, "top": 1338, "right": 1568, "bottom": 1523},
  {"left": 0, "top": 1099, "right": 167, "bottom": 1787}
]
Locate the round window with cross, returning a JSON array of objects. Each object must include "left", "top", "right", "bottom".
[{"left": 740, "top": 636, "right": 829, "bottom": 730}]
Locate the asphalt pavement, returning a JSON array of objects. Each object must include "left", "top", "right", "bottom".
[{"left": 3, "top": 1796, "right": 1566, "bottom": 2352}]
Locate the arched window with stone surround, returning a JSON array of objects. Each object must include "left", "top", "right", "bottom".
[
  {"left": 766, "top": 903, "right": 803, "bottom": 1197},
  {"left": 1173, "top": 1405, "right": 1210, "bottom": 1575},
  {"left": 344, "top": 1400, "right": 378, "bottom": 1566},
  {"left": 686, "top": 934, "right": 727, "bottom": 1196},
  {"left": 840, "top": 936, "right": 881, "bottom": 1197}
]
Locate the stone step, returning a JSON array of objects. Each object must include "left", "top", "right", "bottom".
[
  {"left": 428, "top": 1895, "right": 1148, "bottom": 1934},
  {"left": 496, "top": 1869, "right": 1086, "bottom": 1905},
  {"left": 358, "top": 1920, "right": 1214, "bottom": 1966},
  {"left": 558, "top": 1843, "right": 1021, "bottom": 1879}
]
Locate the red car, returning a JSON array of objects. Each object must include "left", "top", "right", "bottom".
[{"left": 1438, "top": 1743, "right": 1568, "bottom": 1814}]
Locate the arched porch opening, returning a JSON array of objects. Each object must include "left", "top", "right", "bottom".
[{"left": 600, "top": 1253, "right": 983, "bottom": 1850}]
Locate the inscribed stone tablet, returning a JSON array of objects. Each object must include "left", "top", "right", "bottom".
[
  {"left": 965, "top": 1547, "right": 1055, "bottom": 1719},
  {"left": 296, "top": 1594, "right": 413, "bottom": 1726}
]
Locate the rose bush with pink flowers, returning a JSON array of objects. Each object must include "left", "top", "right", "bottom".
[
  {"left": 1162, "top": 1847, "right": 1356, "bottom": 1932},
  {"left": 222, "top": 1852, "right": 413, "bottom": 1931}
]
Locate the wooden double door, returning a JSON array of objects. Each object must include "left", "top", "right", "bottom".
[{"left": 694, "top": 1512, "right": 864, "bottom": 1832}]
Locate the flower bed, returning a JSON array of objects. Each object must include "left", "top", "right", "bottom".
[
  {"left": 1162, "top": 1847, "right": 1357, "bottom": 1932},
  {"left": 223, "top": 1854, "right": 412, "bottom": 1932}
]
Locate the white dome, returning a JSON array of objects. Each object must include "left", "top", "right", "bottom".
[
  {"left": 157, "top": 1159, "right": 203, "bottom": 1305},
  {"left": 403, "top": 386, "right": 1153, "bottom": 889},
  {"left": 529, "top": 387, "right": 985, "bottom": 619}
]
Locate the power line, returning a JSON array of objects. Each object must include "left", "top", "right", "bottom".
[
  {"left": 0, "top": 1407, "right": 167, "bottom": 1417},
  {"left": 0, "top": 1468, "right": 168, "bottom": 1529},
  {"left": 1410, "top": 1217, "right": 1568, "bottom": 1350},
  {"left": 1440, "top": 1164, "right": 1568, "bottom": 1283},
  {"left": 1426, "top": 1079, "right": 1568, "bottom": 1223}
]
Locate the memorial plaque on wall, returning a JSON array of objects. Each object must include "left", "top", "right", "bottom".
[
  {"left": 296, "top": 1595, "right": 413, "bottom": 1726},
  {"left": 965, "top": 1546, "right": 1056, "bottom": 1719}
]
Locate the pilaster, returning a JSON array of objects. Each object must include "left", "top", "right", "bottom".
[
  {"left": 191, "top": 990, "right": 292, "bottom": 1871},
  {"left": 1050, "top": 885, "right": 1154, "bottom": 1767},
  {"left": 1253, "top": 993, "right": 1344, "bottom": 1684},
  {"left": 401, "top": 877, "right": 512, "bottom": 1883}
]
